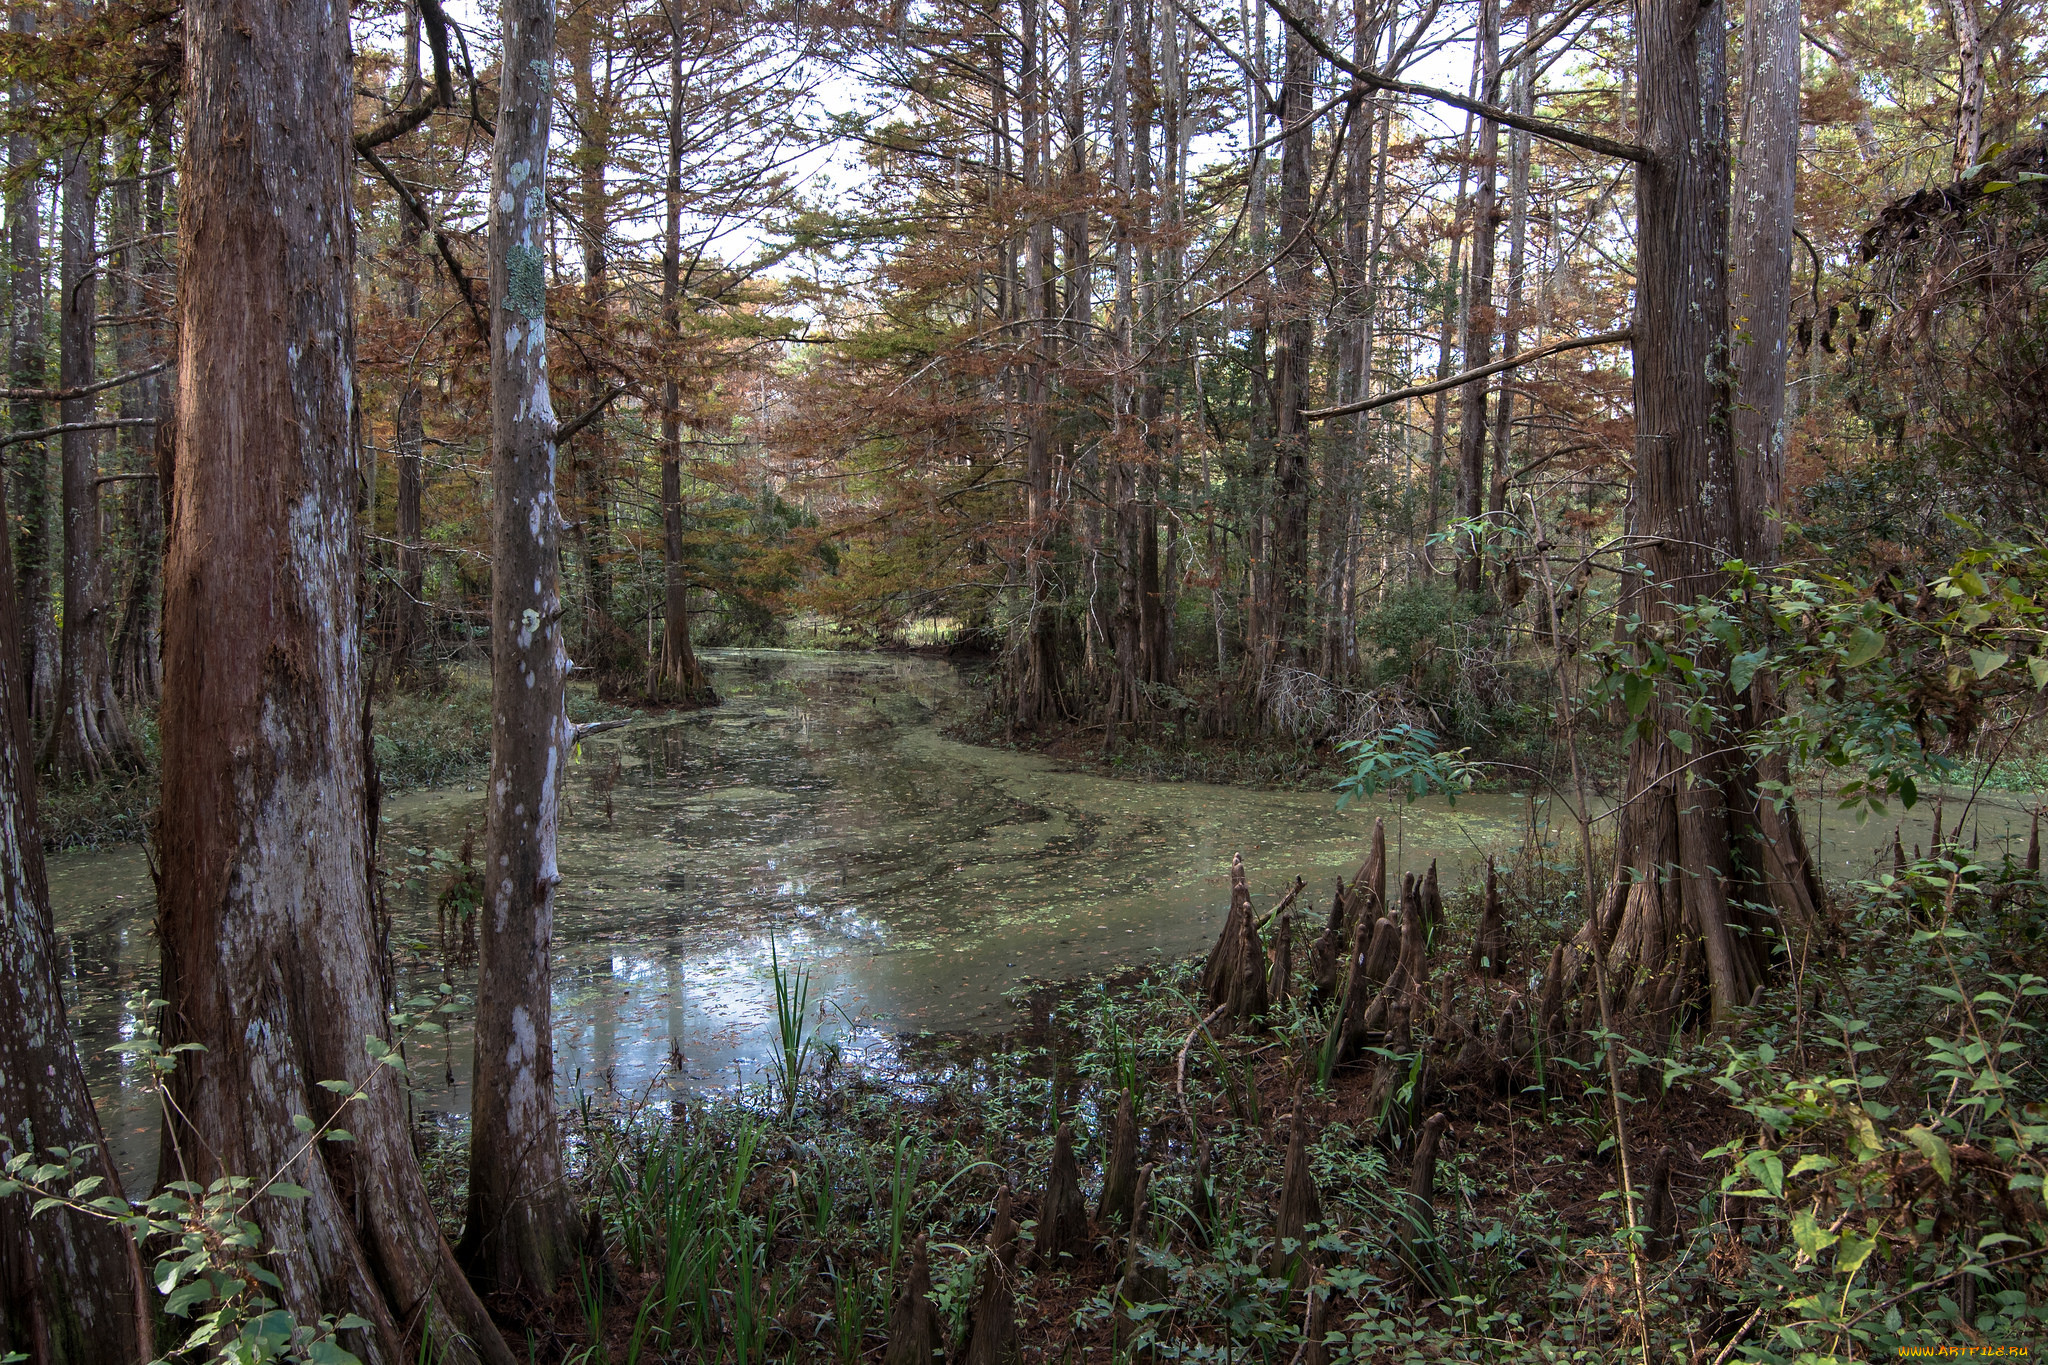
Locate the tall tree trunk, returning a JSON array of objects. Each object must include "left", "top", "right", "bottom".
[
  {"left": 1425, "top": 106, "right": 1477, "bottom": 574},
  {"left": 1107, "top": 0, "right": 1142, "bottom": 728},
  {"left": 1600, "top": 0, "right": 1779, "bottom": 1027},
  {"left": 1944, "top": 0, "right": 1984, "bottom": 172},
  {"left": 1454, "top": 0, "right": 1499, "bottom": 596},
  {"left": 1258, "top": 0, "right": 1317, "bottom": 704},
  {"left": 460, "top": 0, "right": 581, "bottom": 1299},
  {"left": 159, "top": 3, "right": 511, "bottom": 1360},
  {"left": 109, "top": 136, "right": 161, "bottom": 705},
  {"left": 0, "top": 466, "right": 150, "bottom": 1365},
  {"left": 655, "top": 25, "right": 712, "bottom": 705},
  {"left": 42, "top": 129, "right": 139, "bottom": 781},
  {"left": 563, "top": 8, "right": 618, "bottom": 674},
  {"left": 6, "top": 8, "right": 50, "bottom": 735},
  {"left": 1013, "top": 0, "right": 1063, "bottom": 729},
  {"left": 1730, "top": 0, "right": 1825, "bottom": 927},
  {"left": 1487, "top": 60, "right": 1532, "bottom": 531},
  {"left": 390, "top": 3, "right": 428, "bottom": 680}
]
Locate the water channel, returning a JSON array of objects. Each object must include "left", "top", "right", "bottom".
[{"left": 47, "top": 649, "right": 2041, "bottom": 1190}]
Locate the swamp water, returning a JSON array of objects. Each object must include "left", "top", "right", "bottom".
[{"left": 48, "top": 649, "right": 2040, "bottom": 1189}]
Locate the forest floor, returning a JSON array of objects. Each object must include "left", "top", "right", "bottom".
[{"left": 412, "top": 840, "right": 2047, "bottom": 1364}]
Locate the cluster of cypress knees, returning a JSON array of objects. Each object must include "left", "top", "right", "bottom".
[{"left": 877, "top": 817, "right": 1689, "bottom": 1363}]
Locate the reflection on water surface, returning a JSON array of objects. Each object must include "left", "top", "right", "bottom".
[{"left": 46, "top": 648, "right": 2040, "bottom": 1189}]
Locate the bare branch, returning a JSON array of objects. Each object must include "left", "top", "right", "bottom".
[
  {"left": 1262, "top": 0, "right": 1649, "bottom": 163},
  {"left": 1304, "top": 329, "right": 1632, "bottom": 421},
  {"left": 553, "top": 384, "right": 628, "bottom": 447},
  {"left": 0, "top": 360, "right": 168, "bottom": 402}
]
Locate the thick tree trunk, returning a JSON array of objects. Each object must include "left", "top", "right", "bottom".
[
  {"left": 1730, "top": 0, "right": 1826, "bottom": 929},
  {"left": 158, "top": 4, "right": 511, "bottom": 1361},
  {"left": 460, "top": 0, "right": 580, "bottom": 1300},
  {"left": 1731, "top": 0, "right": 1798, "bottom": 562},
  {"left": 1598, "top": 0, "right": 1779, "bottom": 1028},
  {"left": 6, "top": 18, "right": 50, "bottom": 734},
  {"left": 42, "top": 134, "right": 139, "bottom": 780},
  {"left": 0, "top": 465, "right": 150, "bottom": 1365},
  {"left": 654, "top": 28, "right": 712, "bottom": 705}
]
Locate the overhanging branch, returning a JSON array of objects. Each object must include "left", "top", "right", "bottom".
[
  {"left": 0, "top": 360, "right": 167, "bottom": 402},
  {"left": 356, "top": 143, "right": 488, "bottom": 344},
  {"left": 553, "top": 384, "right": 627, "bottom": 447},
  {"left": 1304, "top": 328, "right": 1632, "bottom": 421},
  {"left": 1262, "top": 0, "right": 1649, "bottom": 164},
  {"left": 353, "top": 0, "right": 455, "bottom": 153}
]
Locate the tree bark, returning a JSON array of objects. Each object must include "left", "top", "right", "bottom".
[
  {"left": 109, "top": 134, "right": 162, "bottom": 706},
  {"left": 1258, "top": 0, "right": 1317, "bottom": 699},
  {"left": 1455, "top": 0, "right": 1500, "bottom": 596},
  {"left": 0, "top": 449, "right": 150, "bottom": 1365},
  {"left": 1013, "top": 0, "right": 1063, "bottom": 730},
  {"left": 42, "top": 130, "right": 139, "bottom": 781},
  {"left": 1731, "top": 0, "right": 1798, "bottom": 562},
  {"left": 1729, "top": 0, "right": 1826, "bottom": 930},
  {"left": 459, "top": 0, "right": 580, "bottom": 1300},
  {"left": 1944, "top": 0, "right": 1985, "bottom": 172},
  {"left": 1599, "top": 0, "right": 1780, "bottom": 1028},
  {"left": 562, "top": 7, "right": 621, "bottom": 676},
  {"left": 653, "top": 26, "right": 713, "bottom": 706},
  {"left": 158, "top": 3, "right": 512, "bottom": 1360}
]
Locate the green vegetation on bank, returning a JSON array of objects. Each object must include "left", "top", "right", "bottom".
[
  {"left": 33, "top": 672, "right": 637, "bottom": 854},
  {"left": 358, "top": 836, "right": 2048, "bottom": 1359}
]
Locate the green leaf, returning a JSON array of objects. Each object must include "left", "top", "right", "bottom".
[
  {"left": 268, "top": 1182, "right": 313, "bottom": 1201},
  {"left": 1904, "top": 1125, "right": 1953, "bottom": 1185},
  {"left": 325, "top": 1129, "right": 355, "bottom": 1143},
  {"left": 291, "top": 1114, "right": 316, "bottom": 1134},
  {"left": 316, "top": 1079, "right": 355, "bottom": 1095},
  {"left": 1622, "top": 672, "right": 1655, "bottom": 718},
  {"left": 1670, "top": 729, "right": 1693, "bottom": 754},
  {"left": 1841, "top": 626, "right": 1886, "bottom": 668},
  {"left": 1792, "top": 1208, "right": 1838, "bottom": 1258},
  {"left": 1728, "top": 649, "right": 1769, "bottom": 694},
  {"left": 1969, "top": 648, "right": 2009, "bottom": 679},
  {"left": 1746, "top": 1150, "right": 1786, "bottom": 1199},
  {"left": 163, "top": 1277, "right": 214, "bottom": 1318},
  {"left": 1835, "top": 1231, "right": 1878, "bottom": 1277},
  {"left": 2028, "top": 656, "right": 2048, "bottom": 690}
]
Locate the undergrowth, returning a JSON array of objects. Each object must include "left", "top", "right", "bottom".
[{"left": 454, "top": 839, "right": 2047, "bottom": 1363}]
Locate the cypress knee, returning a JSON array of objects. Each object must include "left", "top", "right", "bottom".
[
  {"left": 1472, "top": 855, "right": 1507, "bottom": 978},
  {"left": 885, "top": 1235, "right": 945, "bottom": 1365},
  {"left": 1268, "top": 907, "right": 1294, "bottom": 1006},
  {"left": 1190, "top": 1134, "right": 1216, "bottom": 1249},
  {"left": 961, "top": 1190, "right": 1021, "bottom": 1365},
  {"left": 1097, "top": 1089, "right": 1140, "bottom": 1231},
  {"left": 1645, "top": 1147, "right": 1678, "bottom": 1260},
  {"left": 1421, "top": 860, "right": 1443, "bottom": 939},
  {"left": 1396, "top": 1112, "right": 1450, "bottom": 1291},
  {"left": 1308, "top": 878, "right": 1347, "bottom": 1002},
  {"left": 1036, "top": 1121, "right": 1088, "bottom": 1266},
  {"left": 1269, "top": 1102, "right": 1321, "bottom": 1289}
]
